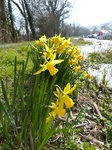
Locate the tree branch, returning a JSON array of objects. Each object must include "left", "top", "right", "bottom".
[{"left": 11, "top": 0, "right": 24, "bottom": 17}]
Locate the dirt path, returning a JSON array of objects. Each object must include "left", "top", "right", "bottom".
[{"left": 0, "top": 43, "right": 24, "bottom": 48}]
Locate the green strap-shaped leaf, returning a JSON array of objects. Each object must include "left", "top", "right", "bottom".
[
  {"left": 39, "top": 121, "right": 60, "bottom": 150},
  {"left": 1, "top": 81, "right": 15, "bottom": 126}
]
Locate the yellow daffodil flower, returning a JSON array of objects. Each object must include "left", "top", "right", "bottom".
[
  {"left": 67, "top": 48, "right": 77, "bottom": 56},
  {"left": 57, "top": 45, "right": 65, "bottom": 54},
  {"left": 69, "top": 58, "right": 78, "bottom": 66},
  {"left": 46, "top": 100, "right": 66, "bottom": 122},
  {"left": 78, "top": 54, "right": 84, "bottom": 61},
  {"left": 34, "top": 53, "right": 64, "bottom": 76},
  {"left": 59, "top": 83, "right": 76, "bottom": 109},
  {"left": 46, "top": 101, "right": 58, "bottom": 123},
  {"left": 63, "top": 38, "right": 71, "bottom": 48},
  {"left": 88, "top": 73, "right": 91, "bottom": 79},
  {"left": 39, "top": 35, "right": 47, "bottom": 46},
  {"left": 83, "top": 71, "right": 91, "bottom": 79},
  {"left": 76, "top": 47, "right": 80, "bottom": 55},
  {"left": 47, "top": 83, "right": 76, "bottom": 122},
  {"left": 43, "top": 44, "right": 54, "bottom": 60},
  {"left": 64, "top": 83, "right": 76, "bottom": 95},
  {"left": 54, "top": 83, "right": 76, "bottom": 113},
  {"left": 74, "top": 65, "right": 81, "bottom": 72},
  {"left": 60, "top": 95, "right": 74, "bottom": 108},
  {"left": 53, "top": 34, "right": 63, "bottom": 45}
]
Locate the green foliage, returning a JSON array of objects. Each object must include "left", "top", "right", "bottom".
[
  {"left": 88, "top": 50, "right": 112, "bottom": 64},
  {"left": 1, "top": 35, "right": 112, "bottom": 150},
  {"left": 0, "top": 42, "right": 33, "bottom": 79},
  {"left": 107, "top": 125, "right": 112, "bottom": 148},
  {"left": 0, "top": 56, "right": 59, "bottom": 149},
  {"left": 0, "top": 35, "right": 89, "bottom": 149},
  {"left": 83, "top": 142, "right": 96, "bottom": 150},
  {"left": 71, "top": 38, "right": 93, "bottom": 46}
]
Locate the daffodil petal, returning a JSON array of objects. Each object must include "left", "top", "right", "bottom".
[
  {"left": 64, "top": 83, "right": 76, "bottom": 94},
  {"left": 56, "top": 108, "right": 66, "bottom": 117},
  {"left": 64, "top": 83, "right": 70, "bottom": 93},
  {"left": 67, "top": 84, "right": 76, "bottom": 94},
  {"left": 45, "top": 44, "right": 49, "bottom": 51},
  {"left": 52, "top": 111, "right": 57, "bottom": 118},
  {"left": 47, "top": 63, "right": 58, "bottom": 76},
  {"left": 46, "top": 113, "right": 52, "bottom": 122},
  {"left": 34, "top": 68, "right": 44, "bottom": 75},
  {"left": 51, "top": 102, "right": 56, "bottom": 107},
  {"left": 53, "top": 91, "right": 58, "bottom": 98},
  {"left": 59, "top": 99, "right": 64, "bottom": 111},
  {"left": 61, "top": 95, "right": 74, "bottom": 108},
  {"left": 52, "top": 59, "right": 64, "bottom": 65}
]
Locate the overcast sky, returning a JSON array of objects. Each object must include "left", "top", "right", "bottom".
[{"left": 67, "top": 0, "right": 112, "bottom": 27}]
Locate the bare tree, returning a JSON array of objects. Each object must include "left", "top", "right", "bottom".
[
  {"left": 32, "top": 0, "right": 75, "bottom": 37},
  {"left": 8, "top": 0, "right": 75, "bottom": 40}
]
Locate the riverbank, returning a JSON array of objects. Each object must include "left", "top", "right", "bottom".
[{"left": 80, "top": 38, "right": 112, "bottom": 88}]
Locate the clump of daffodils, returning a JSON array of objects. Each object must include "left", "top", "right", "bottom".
[
  {"left": 46, "top": 83, "right": 76, "bottom": 122},
  {"left": 33, "top": 34, "right": 85, "bottom": 76},
  {"left": 29, "top": 34, "right": 91, "bottom": 121}
]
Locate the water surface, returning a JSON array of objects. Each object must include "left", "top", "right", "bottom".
[{"left": 80, "top": 38, "right": 112, "bottom": 88}]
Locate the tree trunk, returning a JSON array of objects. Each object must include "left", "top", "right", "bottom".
[
  {"left": 8, "top": 0, "right": 17, "bottom": 42},
  {"left": 11, "top": 0, "right": 30, "bottom": 41},
  {"left": 0, "top": 0, "right": 7, "bottom": 43},
  {"left": 24, "top": 0, "right": 36, "bottom": 39},
  {"left": 21, "top": 0, "right": 30, "bottom": 41}
]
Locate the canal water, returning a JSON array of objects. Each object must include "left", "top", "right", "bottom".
[{"left": 80, "top": 38, "right": 112, "bottom": 88}]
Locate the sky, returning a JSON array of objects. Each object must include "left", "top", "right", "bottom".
[{"left": 67, "top": 0, "right": 112, "bottom": 27}]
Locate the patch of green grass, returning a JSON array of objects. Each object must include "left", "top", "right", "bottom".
[
  {"left": 71, "top": 38, "right": 93, "bottom": 46},
  {"left": 83, "top": 142, "right": 96, "bottom": 150},
  {"left": 88, "top": 50, "right": 112, "bottom": 64},
  {"left": 0, "top": 41, "right": 34, "bottom": 79},
  {"left": 103, "top": 50, "right": 112, "bottom": 63}
]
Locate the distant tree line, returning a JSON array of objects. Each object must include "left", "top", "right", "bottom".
[
  {"left": 62, "top": 23, "right": 91, "bottom": 37},
  {"left": 0, "top": 0, "right": 98, "bottom": 43},
  {"left": 0, "top": 0, "right": 75, "bottom": 43}
]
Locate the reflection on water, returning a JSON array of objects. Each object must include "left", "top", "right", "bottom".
[{"left": 80, "top": 38, "right": 112, "bottom": 88}]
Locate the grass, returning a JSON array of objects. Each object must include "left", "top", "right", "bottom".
[
  {"left": 83, "top": 49, "right": 112, "bottom": 74},
  {"left": 71, "top": 38, "right": 93, "bottom": 46},
  {"left": 0, "top": 41, "right": 34, "bottom": 79},
  {"left": 87, "top": 50, "right": 112, "bottom": 64}
]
